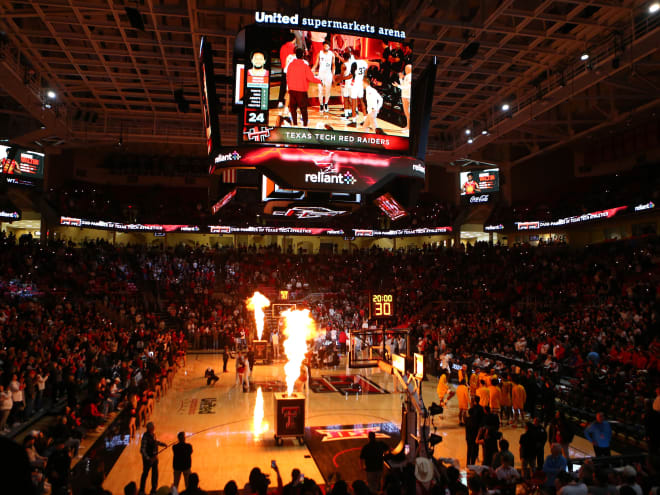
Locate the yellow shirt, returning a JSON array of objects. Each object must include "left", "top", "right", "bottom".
[
  {"left": 476, "top": 385, "right": 490, "bottom": 407},
  {"left": 437, "top": 374, "right": 449, "bottom": 401},
  {"left": 512, "top": 384, "right": 526, "bottom": 409},
  {"left": 488, "top": 385, "right": 501, "bottom": 409},
  {"left": 501, "top": 380, "right": 513, "bottom": 406},
  {"left": 456, "top": 383, "right": 470, "bottom": 410}
]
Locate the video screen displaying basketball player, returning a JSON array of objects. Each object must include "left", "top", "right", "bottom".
[
  {"left": 462, "top": 172, "right": 482, "bottom": 195},
  {"left": 239, "top": 26, "right": 412, "bottom": 151},
  {"left": 312, "top": 40, "right": 335, "bottom": 114}
]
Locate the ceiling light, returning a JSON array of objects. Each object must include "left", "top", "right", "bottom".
[
  {"left": 465, "top": 129, "right": 471, "bottom": 135},
  {"left": 650, "top": 3, "right": 660, "bottom": 14},
  {"left": 47, "top": 90, "right": 56, "bottom": 99},
  {"left": 501, "top": 103, "right": 510, "bottom": 111},
  {"left": 580, "top": 52, "right": 589, "bottom": 61},
  {"left": 467, "top": 138, "right": 473, "bottom": 144},
  {"left": 482, "top": 129, "right": 488, "bottom": 135}
]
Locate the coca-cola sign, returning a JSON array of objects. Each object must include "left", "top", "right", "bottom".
[{"left": 469, "top": 194, "right": 490, "bottom": 203}]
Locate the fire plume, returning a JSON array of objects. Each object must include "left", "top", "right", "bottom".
[
  {"left": 247, "top": 291, "right": 271, "bottom": 340},
  {"left": 281, "top": 308, "right": 316, "bottom": 396},
  {"left": 253, "top": 386, "right": 268, "bottom": 437}
]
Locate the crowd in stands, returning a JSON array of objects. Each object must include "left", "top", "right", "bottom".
[{"left": 1, "top": 228, "right": 659, "bottom": 494}]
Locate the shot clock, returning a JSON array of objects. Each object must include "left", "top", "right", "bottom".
[{"left": 370, "top": 293, "right": 395, "bottom": 318}]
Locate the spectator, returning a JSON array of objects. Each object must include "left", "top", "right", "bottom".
[
  {"left": 360, "top": 431, "right": 390, "bottom": 493},
  {"left": 556, "top": 471, "right": 587, "bottom": 495},
  {"left": 180, "top": 473, "right": 206, "bottom": 495},
  {"left": 542, "top": 443, "right": 568, "bottom": 488},
  {"left": 584, "top": 412, "right": 612, "bottom": 457},
  {"left": 172, "top": 431, "right": 193, "bottom": 491}
]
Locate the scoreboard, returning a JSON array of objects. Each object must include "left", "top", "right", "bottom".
[{"left": 370, "top": 293, "right": 395, "bottom": 318}]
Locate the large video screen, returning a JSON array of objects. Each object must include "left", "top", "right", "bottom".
[
  {"left": 1, "top": 145, "right": 44, "bottom": 180},
  {"left": 200, "top": 37, "right": 221, "bottom": 156},
  {"left": 237, "top": 25, "right": 412, "bottom": 152},
  {"left": 459, "top": 169, "right": 499, "bottom": 196}
]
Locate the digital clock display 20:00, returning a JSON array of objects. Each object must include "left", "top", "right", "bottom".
[{"left": 371, "top": 294, "right": 394, "bottom": 317}]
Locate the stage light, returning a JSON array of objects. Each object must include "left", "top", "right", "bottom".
[
  {"left": 501, "top": 103, "right": 510, "bottom": 111},
  {"left": 650, "top": 3, "right": 660, "bottom": 14},
  {"left": 467, "top": 138, "right": 473, "bottom": 144},
  {"left": 46, "top": 90, "right": 56, "bottom": 99},
  {"left": 580, "top": 52, "right": 590, "bottom": 61},
  {"left": 429, "top": 433, "right": 443, "bottom": 446},
  {"left": 465, "top": 129, "right": 471, "bottom": 135},
  {"left": 481, "top": 129, "right": 488, "bottom": 135}
]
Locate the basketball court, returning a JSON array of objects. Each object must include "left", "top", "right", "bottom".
[{"left": 97, "top": 353, "right": 599, "bottom": 494}]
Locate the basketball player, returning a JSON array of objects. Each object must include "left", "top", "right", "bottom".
[
  {"left": 247, "top": 50, "right": 268, "bottom": 79},
  {"left": 462, "top": 172, "right": 481, "bottom": 195},
  {"left": 337, "top": 49, "right": 356, "bottom": 120},
  {"left": 336, "top": 52, "right": 368, "bottom": 124},
  {"left": 312, "top": 40, "right": 335, "bottom": 113},
  {"left": 361, "top": 78, "right": 383, "bottom": 133},
  {"left": 309, "top": 30, "right": 327, "bottom": 68},
  {"left": 393, "top": 63, "right": 412, "bottom": 130}
]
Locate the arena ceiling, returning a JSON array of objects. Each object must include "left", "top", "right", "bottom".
[{"left": 0, "top": 0, "right": 659, "bottom": 167}]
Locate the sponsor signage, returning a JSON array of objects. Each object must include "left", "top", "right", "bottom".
[
  {"left": 254, "top": 11, "right": 406, "bottom": 39},
  {"left": 272, "top": 206, "right": 347, "bottom": 219},
  {"left": 0, "top": 210, "right": 20, "bottom": 220},
  {"left": 484, "top": 224, "right": 504, "bottom": 231},
  {"left": 515, "top": 206, "right": 628, "bottom": 231},
  {"left": 214, "top": 151, "right": 242, "bottom": 164},
  {"left": 60, "top": 217, "right": 198, "bottom": 232},
  {"left": 634, "top": 201, "right": 655, "bottom": 212},
  {"left": 58, "top": 215, "right": 452, "bottom": 237},
  {"left": 469, "top": 194, "right": 490, "bottom": 204},
  {"left": 211, "top": 146, "right": 425, "bottom": 193},
  {"left": 211, "top": 189, "right": 238, "bottom": 214}
]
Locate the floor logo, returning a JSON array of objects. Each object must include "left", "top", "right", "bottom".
[
  {"left": 198, "top": 398, "right": 217, "bottom": 414},
  {"left": 316, "top": 427, "right": 390, "bottom": 442}
]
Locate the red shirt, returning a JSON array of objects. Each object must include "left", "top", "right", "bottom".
[
  {"left": 280, "top": 41, "right": 295, "bottom": 72},
  {"left": 286, "top": 59, "right": 321, "bottom": 92}
]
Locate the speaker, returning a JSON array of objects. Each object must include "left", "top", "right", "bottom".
[
  {"left": 125, "top": 7, "right": 145, "bottom": 31},
  {"left": 174, "top": 89, "right": 189, "bottom": 113},
  {"left": 460, "top": 41, "right": 480, "bottom": 60}
]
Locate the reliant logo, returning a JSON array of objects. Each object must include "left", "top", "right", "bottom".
[
  {"left": 634, "top": 201, "right": 655, "bottom": 212},
  {"left": 304, "top": 171, "right": 357, "bottom": 186},
  {"left": 214, "top": 151, "right": 241, "bottom": 164},
  {"left": 412, "top": 163, "right": 425, "bottom": 174},
  {"left": 469, "top": 194, "right": 490, "bottom": 203}
]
